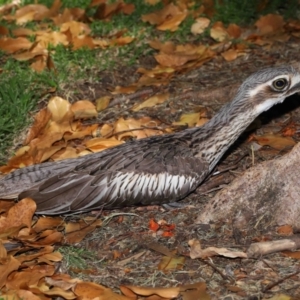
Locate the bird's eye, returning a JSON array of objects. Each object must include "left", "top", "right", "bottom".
[{"left": 272, "top": 78, "right": 288, "bottom": 91}]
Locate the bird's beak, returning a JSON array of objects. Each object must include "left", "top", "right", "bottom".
[{"left": 288, "top": 82, "right": 300, "bottom": 96}]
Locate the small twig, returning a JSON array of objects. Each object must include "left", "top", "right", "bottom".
[
  {"left": 201, "top": 258, "right": 235, "bottom": 283},
  {"left": 262, "top": 268, "right": 300, "bottom": 293},
  {"left": 247, "top": 235, "right": 300, "bottom": 258}
]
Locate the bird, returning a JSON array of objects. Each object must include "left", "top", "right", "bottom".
[{"left": 1, "top": 65, "right": 300, "bottom": 215}]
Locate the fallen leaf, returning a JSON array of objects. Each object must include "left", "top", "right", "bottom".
[
  {"left": 221, "top": 49, "right": 238, "bottom": 61},
  {"left": 96, "top": 96, "right": 111, "bottom": 111},
  {"left": 74, "top": 281, "right": 131, "bottom": 299},
  {"left": 180, "top": 282, "right": 211, "bottom": 300},
  {"left": 210, "top": 22, "right": 229, "bottom": 42},
  {"left": 227, "top": 23, "right": 242, "bottom": 38},
  {"left": 173, "top": 112, "right": 201, "bottom": 127},
  {"left": 158, "top": 256, "right": 185, "bottom": 272},
  {"left": 131, "top": 93, "right": 169, "bottom": 111},
  {"left": 121, "top": 285, "right": 180, "bottom": 298},
  {"left": 189, "top": 239, "right": 247, "bottom": 259},
  {"left": 0, "top": 37, "right": 32, "bottom": 53},
  {"left": 85, "top": 137, "right": 124, "bottom": 152},
  {"left": 0, "top": 256, "right": 21, "bottom": 288},
  {"left": 191, "top": 17, "right": 210, "bottom": 35},
  {"left": 253, "top": 134, "right": 296, "bottom": 150},
  {"left": 24, "top": 108, "right": 52, "bottom": 145},
  {"left": 47, "top": 96, "right": 73, "bottom": 123},
  {"left": 277, "top": 225, "right": 293, "bottom": 236},
  {"left": 71, "top": 100, "right": 97, "bottom": 120},
  {"left": 255, "top": 14, "right": 284, "bottom": 35}
]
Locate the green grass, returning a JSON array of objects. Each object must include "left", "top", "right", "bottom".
[
  {"left": 213, "top": 0, "right": 299, "bottom": 25},
  {"left": 0, "top": 58, "right": 58, "bottom": 163},
  {"left": 58, "top": 245, "right": 100, "bottom": 278}
]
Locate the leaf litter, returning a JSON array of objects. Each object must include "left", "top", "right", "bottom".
[{"left": 0, "top": 0, "right": 300, "bottom": 299}]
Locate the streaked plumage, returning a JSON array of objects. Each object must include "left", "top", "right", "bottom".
[{"left": 1, "top": 65, "right": 300, "bottom": 215}]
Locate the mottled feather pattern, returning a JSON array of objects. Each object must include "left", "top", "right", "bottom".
[
  {"left": 16, "top": 135, "right": 208, "bottom": 214},
  {"left": 1, "top": 65, "right": 300, "bottom": 215}
]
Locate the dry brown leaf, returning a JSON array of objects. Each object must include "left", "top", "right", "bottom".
[
  {"left": 65, "top": 219, "right": 102, "bottom": 244},
  {"left": 100, "top": 123, "right": 114, "bottom": 137},
  {"left": 282, "top": 250, "right": 300, "bottom": 259},
  {"left": 74, "top": 281, "right": 131, "bottom": 299},
  {"left": 121, "top": 285, "right": 180, "bottom": 298},
  {"left": 0, "top": 256, "right": 21, "bottom": 288},
  {"left": 72, "top": 35, "right": 95, "bottom": 50},
  {"left": 71, "top": 100, "right": 97, "bottom": 120},
  {"left": 52, "top": 7, "right": 81, "bottom": 25},
  {"left": 149, "top": 40, "right": 175, "bottom": 53},
  {"left": 63, "top": 124, "right": 98, "bottom": 141},
  {"left": 210, "top": 21, "right": 229, "bottom": 42},
  {"left": 15, "top": 245, "right": 56, "bottom": 264},
  {"left": 0, "top": 25, "right": 9, "bottom": 35},
  {"left": 0, "top": 201, "right": 15, "bottom": 214},
  {"left": 6, "top": 265, "right": 55, "bottom": 290},
  {"left": 13, "top": 4, "right": 50, "bottom": 24},
  {"left": 227, "top": 23, "right": 242, "bottom": 38},
  {"left": 221, "top": 49, "right": 238, "bottom": 61},
  {"left": 131, "top": 93, "right": 169, "bottom": 111},
  {"left": 0, "top": 241, "right": 7, "bottom": 260},
  {"left": 142, "top": 3, "right": 187, "bottom": 31},
  {"left": 45, "top": 274, "right": 78, "bottom": 290},
  {"left": 36, "top": 31, "right": 69, "bottom": 48},
  {"left": 24, "top": 108, "right": 52, "bottom": 145},
  {"left": 0, "top": 37, "right": 32, "bottom": 53},
  {"left": 255, "top": 14, "right": 284, "bottom": 35},
  {"left": 253, "top": 134, "right": 296, "bottom": 150},
  {"left": 189, "top": 239, "right": 247, "bottom": 259},
  {"left": 33, "top": 217, "right": 65, "bottom": 233},
  {"left": 30, "top": 55, "right": 48, "bottom": 72},
  {"left": 85, "top": 137, "right": 124, "bottom": 152},
  {"left": 277, "top": 225, "right": 293, "bottom": 236},
  {"left": 96, "top": 96, "right": 111, "bottom": 111},
  {"left": 157, "top": 10, "right": 188, "bottom": 32},
  {"left": 42, "top": 287, "right": 76, "bottom": 299},
  {"left": 191, "top": 17, "right": 210, "bottom": 35},
  {"left": 50, "top": 147, "right": 80, "bottom": 161},
  {"left": 180, "top": 282, "right": 211, "bottom": 300},
  {"left": 48, "top": 96, "right": 72, "bottom": 123},
  {"left": 173, "top": 112, "right": 201, "bottom": 127},
  {"left": 0, "top": 198, "right": 36, "bottom": 237},
  {"left": 12, "top": 28, "right": 34, "bottom": 36},
  {"left": 114, "top": 117, "right": 163, "bottom": 140},
  {"left": 155, "top": 52, "right": 199, "bottom": 67},
  {"left": 30, "top": 231, "right": 64, "bottom": 246},
  {"left": 60, "top": 21, "right": 91, "bottom": 36},
  {"left": 110, "top": 36, "right": 135, "bottom": 46},
  {"left": 94, "top": 2, "right": 123, "bottom": 20},
  {"left": 112, "top": 85, "right": 138, "bottom": 94},
  {"left": 157, "top": 256, "right": 185, "bottom": 272}
]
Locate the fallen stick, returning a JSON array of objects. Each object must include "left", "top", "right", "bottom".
[{"left": 247, "top": 235, "right": 300, "bottom": 258}]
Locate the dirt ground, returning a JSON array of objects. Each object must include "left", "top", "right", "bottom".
[{"left": 56, "top": 39, "right": 300, "bottom": 300}]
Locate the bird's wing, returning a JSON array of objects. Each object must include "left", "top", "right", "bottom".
[
  {"left": 0, "top": 156, "right": 87, "bottom": 199},
  {"left": 16, "top": 136, "right": 208, "bottom": 215}
]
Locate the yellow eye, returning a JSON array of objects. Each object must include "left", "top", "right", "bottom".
[{"left": 272, "top": 78, "right": 288, "bottom": 91}]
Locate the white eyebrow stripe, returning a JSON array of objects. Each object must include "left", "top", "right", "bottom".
[
  {"left": 291, "top": 74, "right": 300, "bottom": 87},
  {"left": 248, "top": 74, "right": 290, "bottom": 97}
]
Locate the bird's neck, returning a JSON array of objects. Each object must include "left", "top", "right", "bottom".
[{"left": 188, "top": 98, "right": 257, "bottom": 171}]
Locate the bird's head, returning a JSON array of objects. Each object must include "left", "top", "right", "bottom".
[{"left": 234, "top": 65, "right": 300, "bottom": 114}]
